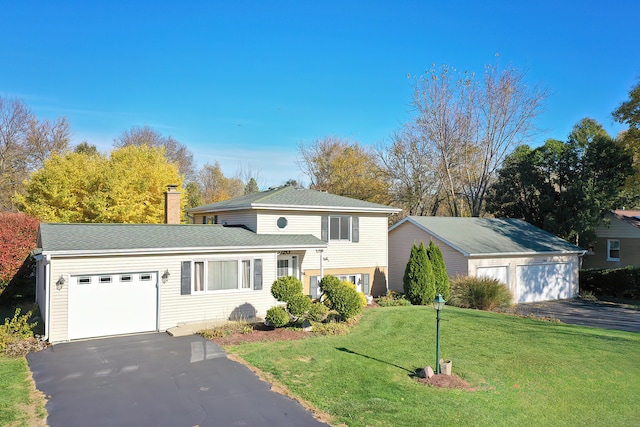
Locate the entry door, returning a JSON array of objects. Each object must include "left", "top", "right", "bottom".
[
  {"left": 277, "top": 255, "right": 298, "bottom": 279},
  {"left": 68, "top": 272, "right": 158, "bottom": 340}
]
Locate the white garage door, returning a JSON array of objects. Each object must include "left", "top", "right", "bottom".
[
  {"left": 68, "top": 272, "right": 158, "bottom": 340},
  {"left": 516, "top": 263, "right": 572, "bottom": 303},
  {"left": 476, "top": 266, "right": 509, "bottom": 285}
]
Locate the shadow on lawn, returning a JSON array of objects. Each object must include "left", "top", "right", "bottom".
[{"left": 336, "top": 347, "right": 415, "bottom": 374}]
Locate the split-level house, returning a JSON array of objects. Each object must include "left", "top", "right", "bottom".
[{"left": 34, "top": 185, "right": 400, "bottom": 342}]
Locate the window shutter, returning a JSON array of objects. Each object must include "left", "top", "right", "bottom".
[
  {"left": 181, "top": 261, "right": 191, "bottom": 295},
  {"left": 310, "top": 276, "right": 318, "bottom": 298},
  {"left": 352, "top": 216, "right": 359, "bottom": 242},
  {"left": 321, "top": 215, "right": 328, "bottom": 241},
  {"left": 254, "top": 259, "right": 263, "bottom": 290},
  {"left": 363, "top": 273, "right": 370, "bottom": 295}
]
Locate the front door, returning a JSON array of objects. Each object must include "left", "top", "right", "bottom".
[{"left": 277, "top": 255, "right": 298, "bottom": 279}]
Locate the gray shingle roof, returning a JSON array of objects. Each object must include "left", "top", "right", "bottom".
[
  {"left": 188, "top": 185, "right": 401, "bottom": 213},
  {"left": 392, "top": 217, "right": 584, "bottom": 256},
  {"left": 38, "top": 223, "right": 326, "bottom": 255}
]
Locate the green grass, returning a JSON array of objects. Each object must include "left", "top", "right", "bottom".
[
  {"left": 0, "top": 355, "right": 46, "bottom": 426},
  {"left": 227, "top": 306, "right": 640, "bottom": 426}
]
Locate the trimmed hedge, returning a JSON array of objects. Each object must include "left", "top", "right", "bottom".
[{"left": 580, "top": 267, "right": 640, "bottom": 300}]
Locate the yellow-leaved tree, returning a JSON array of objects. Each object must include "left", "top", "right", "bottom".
[{"left": 16, "top": 145, "right": 184, "bottom": 223}]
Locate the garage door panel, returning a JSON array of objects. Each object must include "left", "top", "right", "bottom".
[
  {"left": 69, "top": 273, "right": 158, "bottom": 340},
  {"left": 516, "top": 263, "right": 571, "bottom": 303}
]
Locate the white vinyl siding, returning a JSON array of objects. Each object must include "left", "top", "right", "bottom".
[{"left": 45, "top": 252, "right": 278, "bottom": 342}]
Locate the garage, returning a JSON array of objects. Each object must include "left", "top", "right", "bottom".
[
  {"left": 476, "top": 266, "right": 509, "bottom": 285},
  {"left": 68, "top": 272, "right": 158, "bottom": 340},
  {"left": 516, "top": 263, "right": 572, "bottom": 303}
]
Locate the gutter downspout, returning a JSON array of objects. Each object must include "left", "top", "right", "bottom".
[{"left": 41, "top": 254, "right": 51, "bottom": 341}]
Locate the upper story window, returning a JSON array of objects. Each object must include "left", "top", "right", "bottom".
[
  {"left": 607, "top": 240, "right": 620, "bottom": 261},
  {"left": 277, "top": 217, "right": 288, "bottom": 229},
  {"left": 330, "top": 215, "right": 351, "bottom": 241},
  {"left": 322, "top": 215, "right": 359, "bottom": 243}
]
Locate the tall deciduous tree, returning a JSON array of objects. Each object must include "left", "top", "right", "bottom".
[
  {"left": 486, "top": 118, "right": 633, "bottom": 246},
  {"left": 16, "top": 146, "right": 183, "bottom": 223},
  {"left": 115, "top": 125, "right": 195, "bottom": 180},
  {"left": 298, "top": 136, "right": 390, "bottom": 204},
  {"left": 612, "top": 79, "right": 640, "bottom": 208},
  {"left": 0, "top": 96, "right": 70, "bottom": 210},
  {"left": 389, "top": 63, "right": 548, "bottom": 217},
  {"left": 197, "top": 161, "right": 244, "bottom": 203}
]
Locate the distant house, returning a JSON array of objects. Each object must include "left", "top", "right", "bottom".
[
  {"left": 34, "top": 186, "right": 400, "bottom": 342},
  {"left": 582, "top": 210, "right": 640, "bottom": 269},
  {"left": 388, "top": 217, "right": 586, "bottom": 303}
]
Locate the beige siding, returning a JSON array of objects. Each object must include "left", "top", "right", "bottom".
[
  {"left": 594, "top": 214, "right": 640, "bottom": 238},
  {"left": 46, "top": 251, "right": 279, "bottom": 342},
  {"left": 388, "top": 222, "right": 468, "bottom": 293},
  {"left": 256, "top": 210, "right": 322, "bottom": 236},
  {"left": 582, "top": 237, "right": 640, "bottom": 269}
]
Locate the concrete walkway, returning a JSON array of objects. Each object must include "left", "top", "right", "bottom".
[{"left": 515, "top": 299, "right": 640, "bottom": 333}]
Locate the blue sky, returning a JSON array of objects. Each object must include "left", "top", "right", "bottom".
[{"left": 2, "top": 1, "right": 639, "bottom": 188}]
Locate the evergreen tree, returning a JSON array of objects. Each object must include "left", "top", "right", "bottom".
[
  {"left": 427, "top": 240, "right": 450, "bottom": 300},
  {"left": 403, "top": 241, "right": 435, "bottom": 305}
]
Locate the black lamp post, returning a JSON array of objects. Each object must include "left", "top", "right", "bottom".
[{"left": 433, "top": 293, "right": 446, "bottom": 374}]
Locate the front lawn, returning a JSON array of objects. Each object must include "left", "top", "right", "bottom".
[
  {"left": 0, "top": 355, "right": 46, "bottom": 427},
  {"left": 227, "top": 306, "right": 640, "bottom": 426}
]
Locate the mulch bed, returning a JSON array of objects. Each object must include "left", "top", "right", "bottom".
[
  {"left": 417, "top": 374, "right": 475, "bottom": 390},
  {"left": 209, "top": 323, "right": 310, "bottom": 346}
]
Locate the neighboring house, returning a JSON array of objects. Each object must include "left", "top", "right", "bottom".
[
  {"left": 582, "top": 210, "right": 640, "bottom": 269},
  {"left": 34, "top": 185, "right": 400, "bottom": 342},
  {"left": 388, "top": 217, "right": 586, "bottom": 303}
]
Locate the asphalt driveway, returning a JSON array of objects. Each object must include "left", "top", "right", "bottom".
[
  {"left": 27, "top": 333, "right": 329, "bottom": 427},
  {"left": 514, "top": 299, "right": 640, "bottom": 333}
]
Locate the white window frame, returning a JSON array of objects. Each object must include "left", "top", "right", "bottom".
[
  {"left": 329, "top": 215, "right": 351, "bottom": 241},
  {"left": 191, "top": 258, "right": 254, "bottom": 294},
  {"left": 607, "top": 239, "right": 620, "bottom": 261}
]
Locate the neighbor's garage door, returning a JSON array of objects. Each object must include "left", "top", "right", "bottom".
[
  {"left": 68, "top": 272, "right": 158, "bottom": 340},
  {"left": 516, "top": 263, "right": 572, "bottom": 303}
]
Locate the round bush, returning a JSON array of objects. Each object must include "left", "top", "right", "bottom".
[
  {"left": 329, "top": 284, "right": 363, "bottom": 320},
  {"left": 271, "top": 276, "right": 303, "bottom": 303},
  {"left": 287, "top": 294, "right": 312, "bottom": 318},
  {"left": 319, "top": 275, "right": 343, "bottom": 309},
  {"left": 265, "top": 306, "right": 289, "bottom": 328},
  {"left": 448, "top": 275, "right": 512, "bottom": 311},
  {"left": 307, "top": 302, "right": 329, "bottom": 322},
  {"left": 343, "top": 281, "right": 368, "bottom": 307}
]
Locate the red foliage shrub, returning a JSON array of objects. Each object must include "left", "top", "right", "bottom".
[{"left": 0, "top": 213, "right": 39, "bottom": 288}]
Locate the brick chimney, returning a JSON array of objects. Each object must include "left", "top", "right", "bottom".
[{"left": 164, "top": 185, "right": 181, "bottom": 224}]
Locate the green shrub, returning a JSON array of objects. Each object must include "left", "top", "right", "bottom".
[
  {"left": 343, "top": 281, "right": 368, "bottom": 307},
  {"left": 271, "top": 276, "right": 303, "bottom": 303},
  {"left": 318, "top": 275, "right": 343, "bottom": 309},
  {"left": 329, "top": 284, "right": 363, "bottom": 320},
  {"left": 0, "top": 308, "right": 36, "bottom": 353},
  {"left": 580, "top": 267, "right": 640, "bottom": 300},
  {"left": 308, "top": 302, "right": 329, "bottom": 322},
  {"left": 287, "top": 294, "right": 312, "bottom": 318},
  {"left": 403, "top": 242, "right": 436, "bottom": 305},
  {"left": 376, "top": 291, "right": 412, "bottom": 307},
  {"left": 427, "top": 240, "right": 450, "bottom": 300},
  {"left": 448, "top": 275, "right": 513, "bottom": 311},
  {"left": 265, "top": 306, "right": 290, "bottom": 328}
]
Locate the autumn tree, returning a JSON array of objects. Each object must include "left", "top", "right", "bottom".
[
  {"left": 0, "top": 212, "right": 39, "bottom": 290},
  {"left": 16, "top": 145, "right": 184, "bottom": 223},
  {"left": 388, "top": 63, "right": 548, "bottom": 217},
  {"left": 486, "top": 119, "right": 633, "bottom": 246},
  {"left": 197, "top": 161, "right": 244, "bottom": 204},
  {"left": 298, "top": 136, "right": 390, "bottom": 204},
  {"left": 115, "top": 125, "right": 195, "bottom": 180},
  {"left": 0, "top": 96, "right": 70, "bottom": 210}
]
